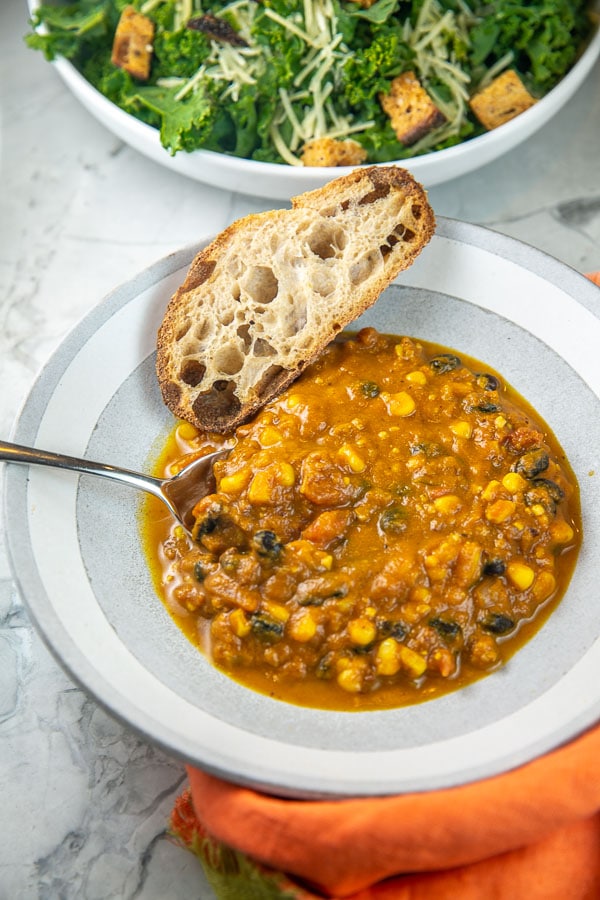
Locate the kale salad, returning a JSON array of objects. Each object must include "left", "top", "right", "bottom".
[{"left": 27, "top": 0, "right": 596, "bottom": 166}]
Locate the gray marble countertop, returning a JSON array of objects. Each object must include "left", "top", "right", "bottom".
[{"left": 1, "top": 0, "right": 599, "bottom": 896}]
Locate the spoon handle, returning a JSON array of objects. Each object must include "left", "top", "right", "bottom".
[{"left": 0, "top": 439, "right": 163, "bottom": 496}]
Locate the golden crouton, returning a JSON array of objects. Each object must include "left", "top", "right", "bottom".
[
  {"left": 469, "top": 70, "right": 537, "bottom": 130},
  {"left": 301, "top": 137, "right": 368, "bottom": 167},
  {"left": 111, "top": 5, "right": 155, "bottom": 81},
  {"left": 379, "top": 71, "right": 446, "bottom": 146}
]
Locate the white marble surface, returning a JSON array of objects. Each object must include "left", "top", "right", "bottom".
[{"left": 1, "top": 0, "right": 599, "bottom": 895}]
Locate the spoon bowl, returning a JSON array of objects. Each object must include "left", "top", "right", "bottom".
[{"left": 0, "top": 439, "right": 228, "bottom": 533}]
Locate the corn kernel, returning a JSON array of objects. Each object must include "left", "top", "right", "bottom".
[
  {"left": 406, "top": 370, "right": 427, "bottom": 385},
  {"left": 481, "top": 480, "right": 501, "bottom": 501},
  {"left": 176, "top": 421, "right": 199, "bottom": 441},
  {"left": 502, "top": 472, "right": 527, "bottom": 493},
  {"left": 247, "top": 470, "right": 273, "bottom": 504},
  {"left": 382, "top": 390, "right": 416, "bottom": 417},
  {"left": 230, "top": 608, "right": 251, "bottom": 637},
  {"left": 532, "top": 571, "right": 556, "bottom": 602},
  {"left": 337, "top": 663, "right": 365, "bottom": 693},
  {"left": 348, "top": 617, "right": 377, "bottom": 646},
  {"left": 411, "top": 586, "right": 432, "bottom": 603},
  {"left": 423, "top": 554, "right": 446, "bottom": 583},
  {"left": 375, "top": 638, "right": 402, "bottom": 676},
  {"left": 247, "top": 463, "right": 295, "bottom": 504},
  {"left": 401, "top": 600, "right": 431, "bottom": 623},
  {"left": 450, "top": 421, "right": 472, "bottom": 438},
  {"left": 276, "top": 462, "right": 296, "bottom": 487},
  {"left": 289, "top": 610, "right": 317, "bottom": 643},
  {"left": 399, "top": 645, "right": 427, "bottom": 678},
  {"left": 219, "top": 468, "right": 252, "bottom": 495},
  {"left": 531, "top": 504, "right": 546, "bottom": 517},
  {"left": 263, "top": 601, "right": 290, "bottom": 623},
  {"left": 287, "top": 394, "right": 301, "bottom": 408},
  {"left": 485, "top": 498, "right": 516, "bottom": 523},
  {"left": 337, "top": 443, "right": 366, "bottom": 473},
  {"left": 433, "top": 494, "right": 462, "bottom": 515},
  {"left": 319, "top": 553, "right": 333, "bottom": 571},
  {"left": 551, "top": 520, "right": 575, "bottom": 545},
  {"left": 394, "top": 343, "right": 410, "bottom": 359},
  {"left": 259, "top": 426, "right": 283, "bottom": 447},
  {"left": 495, "top": 415, "right": 507, "bottom": 429},
  {"left": 507, "top": 561, "right": 535, "bottom": 591}
]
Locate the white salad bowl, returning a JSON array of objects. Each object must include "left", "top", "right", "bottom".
[{"left": 28, "top": 0, "right": 600, "bottom": 199}]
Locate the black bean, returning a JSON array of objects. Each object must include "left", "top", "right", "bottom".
[
  {"left": 475, "top": 373, "right": 500, "bottom": 391},
  {"left": 196, "top": 515, "right": 219, "bottom": 536},
  {"left": 429, "top": 617, "right": 462, "bottom": 638},
  {"left": 379, "top": 506, "right": 407, "bottom": 534},
  {"left": 377, "top": 619, "right": 407, "bottom": 640},
  {"left": 361, "top": 380, "right": 380, "bottom": 398},
  {"left": 316, "top": 652, "right": 335, "bottom": 679},
  {"left": 512, "top": 449, "right": 549, "bottom": 479},
  {"left": 409, "top": 441, "right": 444, "bottom": 457},
  {"left": 475, "top": 401, "right": 501, "bottom": 413},
  {"left": 483, "top": 558, "right": 506, "bottom": 576},
  {"left": 524, "top": 478, "right": 564, "bottom": 514},
  {"left": 250, "top": 614, "right": 284, "bottom": 642},
  {"left": 252, "top": 529, "right": 283, "bottom": 558},
  {"left": 194, "top": 561, "right": 206, "bottom": 582},
  {"left": 429, "top": 353, "right": 461, "bottom": 374},
  {"left": 482, "top": 613, "right": 515, "bottom": 635}
]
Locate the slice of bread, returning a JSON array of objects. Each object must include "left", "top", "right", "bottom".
[{"left": 156, "top": 166, "right": 435, "bottom": 434}]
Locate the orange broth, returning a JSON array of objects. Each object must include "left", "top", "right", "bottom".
[{"left": 142, "top": 329, "right": 581, "bottom": 711}]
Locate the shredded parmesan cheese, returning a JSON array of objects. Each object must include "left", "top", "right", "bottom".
[{"left": 165, "top": 0, "right": 486, "bottom": 164}]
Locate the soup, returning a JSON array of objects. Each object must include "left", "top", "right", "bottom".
[{"left": 143, "top": 328, "right": 581, "bottom": 711}]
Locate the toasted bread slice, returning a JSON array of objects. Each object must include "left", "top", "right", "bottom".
[{"left": 156, "top": 166, "right": 435, "bottom": 434}]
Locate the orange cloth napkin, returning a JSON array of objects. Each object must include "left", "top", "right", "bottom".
[
  {"left": 180, "top": 724, "right": 600, "bottom": 898},
  {"left": 170, "top": 271, "right": 600, "bottom": 899}
]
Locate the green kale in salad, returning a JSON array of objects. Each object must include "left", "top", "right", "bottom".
[{"left": 26, "top": 0, "right": 595, "bottom": 166}]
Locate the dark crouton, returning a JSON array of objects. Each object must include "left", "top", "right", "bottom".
[
  {"left": 301, "top": 137, "right": 368, "bottom": 167},
  {"left": 469, "top": 70, "right": 537, "bottom": 130},
  {"left": 111, "top": 5, "right": 154, "bottom": 81},
  {"left": 380, "top": 71, "right": 446, "bottom": 146}
]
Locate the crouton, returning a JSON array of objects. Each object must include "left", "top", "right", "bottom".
[
  {"left": 379, "top": 71, "right": 446, "bottom": 146},
  {"left": 469, "top": 70, "right": 537, "bottom": 130},
  {"left": 301, "top": 137, "right": 368, "bottom": 167},
  {"left": 111, "top": 5, "right": 155, "bottom": 81},
  {"left": 346, "top": 0, "right": 379, "bottom": 7}
]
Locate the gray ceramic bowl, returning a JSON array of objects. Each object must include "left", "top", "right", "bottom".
[{"left": 4, "top": 217, "right": 600, "bottom": 798}]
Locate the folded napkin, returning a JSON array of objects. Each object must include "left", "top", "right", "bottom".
[{"left": 169, "top": 272, "right": 600, "bottom": 900}]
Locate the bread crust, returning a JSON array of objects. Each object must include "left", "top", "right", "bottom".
[{"left": 156, "top": 166, "right": 435, "bottom": 433}]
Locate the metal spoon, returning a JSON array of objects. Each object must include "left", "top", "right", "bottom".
[{"left": 0, "top": 439, "right": 228, "bottom": 533}]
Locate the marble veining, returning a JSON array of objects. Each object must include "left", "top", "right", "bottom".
[{"left": 1, "top": 0, "right": 599, "bottom": 895}]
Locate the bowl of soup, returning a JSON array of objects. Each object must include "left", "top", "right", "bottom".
[{"left": 5, "top": 217, "right": 600, "bottom": 798}]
